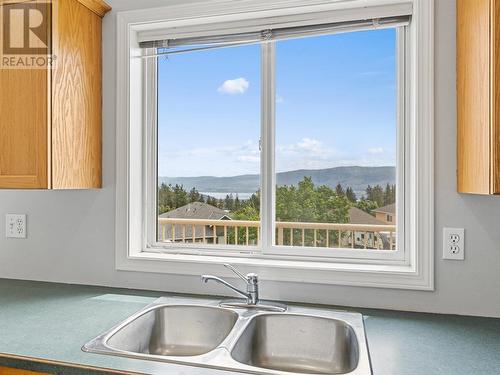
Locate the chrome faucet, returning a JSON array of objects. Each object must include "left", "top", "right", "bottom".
[
  {"left": 201, "top": 264, "right": 287, "bottom": 312},
  {"left": 202, "top": 264, "right": 259, "bottom": 305}
]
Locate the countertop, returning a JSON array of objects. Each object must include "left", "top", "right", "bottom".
[{"left": 0, "top": 279, "right": 499, "bottom": 375}]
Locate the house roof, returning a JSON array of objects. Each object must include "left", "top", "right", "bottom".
[
  {"left": 372, "top": 203, "right": 396, "bottom": 215},
  {"left": 348, "top": 207, "right": 386, "bottom": 225},
  {"left": 159, "top": 202, "right": 230, "bottom": 220},
  {"left": 159, "top": 202, "right": 231, "bottom": 241}
]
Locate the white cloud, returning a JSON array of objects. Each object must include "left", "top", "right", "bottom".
[
  {"left": 160, "top": 138, "right": 395, "bottom": 177},
  {"left": 237, "top": 155, "right": 260, "bottom": 163},
  {"left": 297, "top": 138, "right": 322, "bottom": 152},
  {"left": 236, "top": 140, "right": 260, "bottom": 163},
  {"left": 217, "top": 77, "right": 249, "bottom": 95},
  {"left": 368, "top": 147, "right": 385, "bottom": 155},
  {"left": 160, "top": 139, "right": 261, "bottom": 175},
  {"left": 275, "top": 138, "right": 339, "bottom": 171},
  {"left": 178, "top": 141, "right": 258, "bottom": 161},
  {"left": 278, "top": 138, "right": 332, "bottom": 159}
]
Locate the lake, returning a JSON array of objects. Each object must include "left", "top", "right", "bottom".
[{"left": 200, "top": 192, "right": 254, "bottom": 200}]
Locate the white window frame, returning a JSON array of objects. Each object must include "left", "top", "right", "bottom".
[
  {"left": 146, "top": 27, "right": 406, "bottom": 263},
  {"left": 115, "top": 0, "right": 434, "bottom": 291}
]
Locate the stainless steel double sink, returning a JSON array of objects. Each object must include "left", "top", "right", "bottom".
[{"left": 83, "top": 297, "right": 372, "bottom": 375}]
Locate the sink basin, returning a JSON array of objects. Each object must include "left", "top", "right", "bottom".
[
  {"left": 231, "top": 314, "right": 359, "bottom": 374},
  {"left": 83, "top": 297, "right": 371, "bottom": 374},
  {"left": 106, "top": 305, "right": 238, "bottom": 356}
]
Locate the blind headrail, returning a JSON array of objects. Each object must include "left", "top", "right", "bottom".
[{"left": 139, "top": 15, "right": 410, "bottom": 58}]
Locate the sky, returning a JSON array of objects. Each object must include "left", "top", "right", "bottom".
[{"left": 157, "top": 28, "right": 397, "bottom": 177}]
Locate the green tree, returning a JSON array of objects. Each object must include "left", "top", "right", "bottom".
[
  {"left": 276, "top": 184, "right": 300, "bottom": 222},
  {"left": 225, "top": 206, "right": 259, "bottom": 244},
  {"left": 234, "top": 195, "right": 241, "bottom": 211},
  {"left": 365, "top": 184, "right": 385, "bottom": 207},
  {"left": 213, "top": 199, "right": 222, "bottom": 209},
  {"left": 172, "top": 184, "right": 188, "bottom": 208},
  {"left": 365, "top": 185, "right": 373, "bottom": 200},
  {"left": 247, "top": 191, "right": 260, "bottom": 211},
  {"left": 188, "top": 187, "right": 201, "bottom": 203},
  {"left": 356, "top": 198, "right": 378, "bottom": 215},
  {"left": 335, "top": 183, "right": 345, "bottom": 197},
  {"left": 383, "top": 183, "right": 396, "bottom": 206},
  {"left": 206, "top": 196, "right": 217, "bottom": 207},
  {"left": 234, "top": 206, "right": 260, "bottom": 221},
  {"left": 158, "top": 183, "right": 199, "bottom": 214},
  {"left": 275, "top": 177, "right": 350, "bottom": 224},
  {"left": 345, "top": 187, "right": 357, "bottom": 203},
  {"left": 315, "top": 184, "right": 350, "bottom": 223},
  {"left": 158, "top": 183, "right": 173, "bottom": 215},
  {"left": 224, "top": 194, "right": 234, "bottom": 211},
  {"left": 296, "top": 177, "right": 317, "bottom": 221},
  {"left": 274, "top": 177, "right": 351, "bottom": 246}
]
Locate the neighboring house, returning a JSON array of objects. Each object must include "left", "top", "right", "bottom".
[
  {"left": 159, "top": 202, "right": 231, "bottom": 243},
  {"left": 346, "top": 207, "right": 388, "bottom": 249},
  {"left": 373, "top": 203, "right": 396, "bottom": 224}
]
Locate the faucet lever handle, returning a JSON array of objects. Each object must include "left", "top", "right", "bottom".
[{"left": 223, "top": 263, "right": 249, "bottom": 283}]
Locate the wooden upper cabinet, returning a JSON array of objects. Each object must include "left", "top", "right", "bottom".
[
  {"left": 0, "top": 0, "right": 111, "bottom": 189},
  {"left": 457, "top": 0, "right": 500, "bottom": 194}
]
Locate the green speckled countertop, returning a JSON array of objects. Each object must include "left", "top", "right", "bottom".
[{"left": 0, "top": 279, "right": 499, "bottom": 375}]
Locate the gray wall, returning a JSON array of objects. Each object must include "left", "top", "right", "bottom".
[{"left": 1, "top": 0, "right": 499, "bottom": 318}]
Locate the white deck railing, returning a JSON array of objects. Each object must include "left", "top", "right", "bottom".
[{"left": 158, "top": 218, "right": 396, "bottom": 250}]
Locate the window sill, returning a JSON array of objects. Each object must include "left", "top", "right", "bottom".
[{"left": 116, "top": 250, "right": 434, "bottom": 291}]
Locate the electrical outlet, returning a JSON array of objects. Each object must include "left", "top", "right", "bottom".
[
  {"left": 5, "top": 214, "right": 27, "bottom": 239},
  {"left": 443, "top": 227, "right": 464, "bottom": 260}
]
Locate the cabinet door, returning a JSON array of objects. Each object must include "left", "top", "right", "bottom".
[
  {"left": 0, "top": 2, "right": 50, "bottom": 189},
  {"left": 0, "top": 366, "right": 50, "bottom": 375},
  {"left": 51, "top": 0, "right": 102, "bottom": 189}
]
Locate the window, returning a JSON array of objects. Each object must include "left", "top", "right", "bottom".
[
  {"left": 116, "top": 0, "right": 434, "bottom": 291},
  {"left": 152, "top": 21, "right": 404, "bottom": 258}
]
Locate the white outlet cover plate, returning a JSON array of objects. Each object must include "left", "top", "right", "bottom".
[
  {"left": 443, "top": 227, "right": 465, "bottom": 260},
  {"left": 5, "top": 214, "right": 27, "bottom": 239}
]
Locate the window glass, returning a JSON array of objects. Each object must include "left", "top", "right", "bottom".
[
  {"left": 275, "top": 29, "right": 398, "bottom": 250},
  {"left": 157, "top": 45, "right": 261, "bottom": 246},
  {"left": 155, "top": 28, "right": 400, "bottom": 252}
]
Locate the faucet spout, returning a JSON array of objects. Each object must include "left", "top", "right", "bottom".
[
  {"left": 201, "top": 275, "right": 253, "bottom": 303},
  {"left": 201, "top": 264, "right": 286, "bottom": 312}
]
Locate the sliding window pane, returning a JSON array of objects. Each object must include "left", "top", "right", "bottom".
[
  {"left": 275, "top": 29, "right": 398, "bottom": 250},
  {"left": 157, "top": 45, "right": 261, "bottom": 246}
]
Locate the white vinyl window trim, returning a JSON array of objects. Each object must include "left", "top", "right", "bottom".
[{"left": 115, "top": 0, "right": 434, "bottom": 291}]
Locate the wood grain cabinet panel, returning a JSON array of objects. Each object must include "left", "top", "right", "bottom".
[
  {"left": 0, "top": 366, "right": 50, "bottom": 375},
  {"left": 0, "top": 67, "right": 49, "bottom": 189},
  {"left": 457, "top": 0, "right": 500, "bottom": 194},
  {"left": 0, "top": 0, "right": 110, "bottom": 189}
]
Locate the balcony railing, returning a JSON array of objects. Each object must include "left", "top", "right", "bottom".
[{"left": 158, "top": 218, "right": 397, "bottom": 250}]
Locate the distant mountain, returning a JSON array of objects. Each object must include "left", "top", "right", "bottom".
[{"left": 159, "top": 166, "right": 395, "bottom": 197}]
